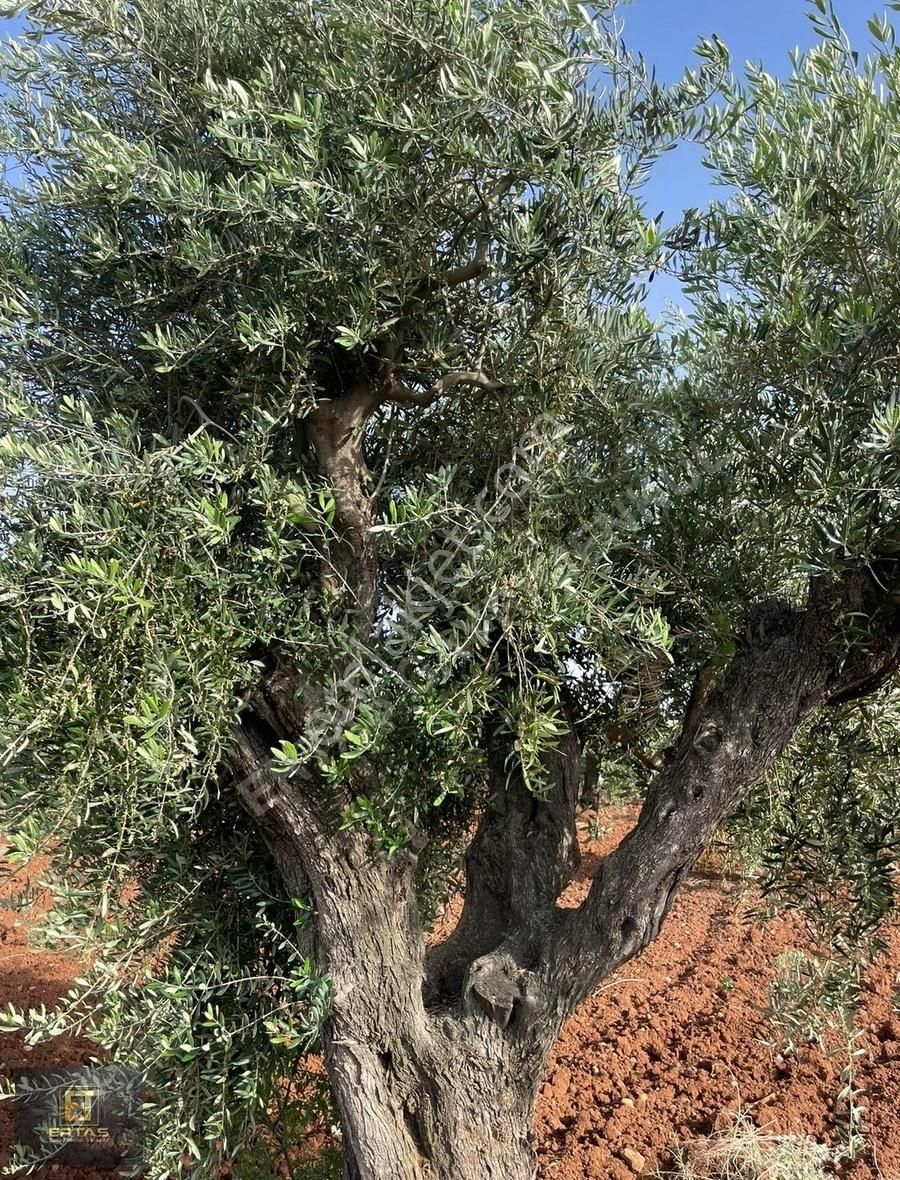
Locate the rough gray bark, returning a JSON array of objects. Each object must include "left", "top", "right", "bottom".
[
  {"left": 544, "top": 581, "right": 900, "bottom": 1012},
  {"left": 306, "top": 383, "right": 379, "bottom": 618},
  {"left": 231, "top": 387, "right": 900, "bottom": 1180},
  {"left": 232, "top": 720, "right": 546, "bottom": 1180},
  {"left": 424, "top": 715, "right": 582, "bottom": 1006}
]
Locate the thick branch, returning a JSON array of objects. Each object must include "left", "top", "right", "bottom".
[
  {"left": 546, "top": 568, "right": 900, "bottom": 1011},
  {"left": 231, "top": 657, "right": 429, "bottom": 1006},
  {"left": 230, "top": 653, "right": 348, "bottom": 899},
  {"left": 307, "top": 382, "right": 379, "bottom": 616},
  {"left": 426, "top": 257, "right": 486, "bottom": 291},
  {"left": 425, "top": 715, "right": 581, "bottom": 1007},
  {"left": 382, "top": 369, "right": 503, "bottom": 409},
  {"left": 378, "top": 251, "right": 487, "bottom": 370}
]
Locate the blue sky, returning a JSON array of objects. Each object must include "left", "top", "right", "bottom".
[
  {"left": 624, "top": 0, "right": 879, "bottom": 220},
  {"left": 621, "top": 0, "right": 897, "bottom": 308},
  {"left": 1, "top": 0, "right": 895, "bottom": 309}
]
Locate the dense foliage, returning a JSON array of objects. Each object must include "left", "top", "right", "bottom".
[
  {"left": 0, "top": 0, "right": 898, "bottom": 1174},
  {"left": 682, "top": 0, "right": 900, "bottom": 962}
]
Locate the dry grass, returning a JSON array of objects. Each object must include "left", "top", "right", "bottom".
[{"left": 658, "top": 1115, "right": 833, "bottom": 1180}]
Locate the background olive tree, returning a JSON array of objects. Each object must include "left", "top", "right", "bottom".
[
  {"left": 0, "top": 0, "right": 898, "bottom": 1177},
  {"left": 682, "top": 0, "right": 900, "bottom": 955}
]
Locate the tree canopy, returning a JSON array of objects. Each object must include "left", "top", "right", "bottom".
[{"left": 0, "top": 0, "right": 898, "bottom": 1176}]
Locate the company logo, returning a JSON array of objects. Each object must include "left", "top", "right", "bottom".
[
  {"left": 14, "top": 1066, "right": 142, "bottom": 1168},
  {"left": 62, "top": 1086, "right": 99, "bottom": 1126}
]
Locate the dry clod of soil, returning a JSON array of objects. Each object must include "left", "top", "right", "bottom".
[{"left": 619, "top": 1145, "right": 648, "bottom": 1173}]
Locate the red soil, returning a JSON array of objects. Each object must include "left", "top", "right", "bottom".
[
  {"left": 532, "top": 807, "right": 900, "bottom": 1179},
  {"left": 0, "top": 854, "right": 108, "bottom": 1180},
  {"left": 2, "top": 807, "right": 900, "bottom": 1178}
]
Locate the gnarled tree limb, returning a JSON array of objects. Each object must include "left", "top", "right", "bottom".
[
  {"left": 425, "top": 709, "right": 581, "bottom": 1006},
  {"left": 544, "top": 566, "right": 900, "bottom": 1011},
  {"left": 382, "top": 369, "right": 504, "bottom": 408}
]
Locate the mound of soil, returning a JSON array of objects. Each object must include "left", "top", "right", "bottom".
[{"left": 1, "top": 806, "right": 899, "bottom": 1178}]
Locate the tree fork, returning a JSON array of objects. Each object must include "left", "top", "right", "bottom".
[
  {"left": 232, "top": 567, "right": 900, "bottom": 1180},
  {"left": 238, "top": 398, "right": 900, "bottom": 1180},
  {"left": 237, "top": 735, "right": 548, "bottom": 1180}
]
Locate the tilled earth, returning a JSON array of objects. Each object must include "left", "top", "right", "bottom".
[
  {"left": 2, "top": 808, "right": 899, "bottom": 1178},
  {"left": 532, "top": 808, "right": 900, "bottom": 1179}
]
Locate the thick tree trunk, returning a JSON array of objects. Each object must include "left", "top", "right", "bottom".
[
  {"left": 326, "top": 1021, "right": 540, "bottom": 1180},
  {"left": 231, "top": 380, "right": 900, "bottom": 1180},
  {"left": 246, "top": 771, "right": 551, "bottom": 1180}
]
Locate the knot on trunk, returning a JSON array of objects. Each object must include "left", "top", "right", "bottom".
[
  {"left": 462, "top": 950, "right": 530, "bottom": 1029},
  {"left": 743, "top": 597, "right": 799, "bottom": 650},
  {"left": 692, "top": 720, "right": 723, "bottom": 757}
]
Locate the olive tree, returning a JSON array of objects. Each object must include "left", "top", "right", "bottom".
[
  {"left": 0, "top": 1, "right": 898, "bottom": 1177},
  {"left": 679, "top": 0, "right": 900, "bottom": 964}
]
